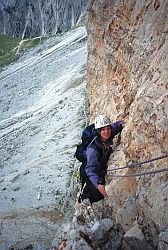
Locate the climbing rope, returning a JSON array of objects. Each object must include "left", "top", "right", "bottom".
[{"left": 107, "top": 152, "right": 168, "bottom": 178}]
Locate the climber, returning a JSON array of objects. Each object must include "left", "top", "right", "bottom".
[{"left": 78, "top": 115, "right": 124, "bottom": 204}]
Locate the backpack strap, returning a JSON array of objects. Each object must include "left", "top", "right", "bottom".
[{"left": 87, "top": 136, "right": 98, "bottom": 149}]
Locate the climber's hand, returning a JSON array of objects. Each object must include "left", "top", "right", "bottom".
[{"left": 98, "top": 184, "right": 108, "bottom": 197}]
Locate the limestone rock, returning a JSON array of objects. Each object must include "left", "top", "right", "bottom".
[
  {"left": 121, "top": 222, "right": 154, "bottom": 250},
  {"left": 51, "top": 216, "right": 123, "bottom": 250},
  {"left": 51, "top": 198, "right": 123, "bottom": 250},
  {"left": 116, "top": 195, "right": 138, "bottom": 232},
  {"left": 158, "top": 229, "right": 168, "bottom": 250},
  {"left": 123, "top": 222, "right": 145, "bottom": 240},
  {"left": 87, "top": 0, "right": 168, "bottom": 248}
]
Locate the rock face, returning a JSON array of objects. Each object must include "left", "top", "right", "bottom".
[
  {"left": 86, "top": 0, "right": 168, "bottom": 248},
  {"left": 0, "top": 0, "right": 87, "bottom": 38}
]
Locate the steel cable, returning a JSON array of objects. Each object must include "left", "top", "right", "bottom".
[
  {"left": 107, "top": 153, "right": 168, "bottom": 172},
  {"left": 107, "top": 167, "right": 168, "bottom": 178}
]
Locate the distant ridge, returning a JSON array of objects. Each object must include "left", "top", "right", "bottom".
[{"left": 0, "top": 0, "right": 87, "bottom": 38}]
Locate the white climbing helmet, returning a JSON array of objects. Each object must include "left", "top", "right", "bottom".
[{"left": 94, "top": 115, "right": 111, "bottom": 129}]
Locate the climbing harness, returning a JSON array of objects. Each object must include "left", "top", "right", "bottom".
[{"left": 107, "top": 152, "right": 168, "bottom": 178}]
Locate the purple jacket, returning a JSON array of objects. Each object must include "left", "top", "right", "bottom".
[{"left": 85, "top": 121, "right": 124, "bottom": 188}]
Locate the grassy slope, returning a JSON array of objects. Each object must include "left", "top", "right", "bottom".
[
  {"left": 0, "top": 34, "right": 46, "bottom": 68},
  {"left": 0, "top": 19, "right": 86, "bottom": 69}
]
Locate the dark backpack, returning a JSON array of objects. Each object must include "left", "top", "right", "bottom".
[{"left": 75, "top": 123, "right": 95, "bottom": 162}]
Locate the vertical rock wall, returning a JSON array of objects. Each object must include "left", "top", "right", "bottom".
[{"left": 87, "top": 0, "right": 168, "bottom": 247}]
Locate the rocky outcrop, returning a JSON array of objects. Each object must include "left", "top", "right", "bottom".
[
  {"left": 51, "top": 200, "right": 124, "bottom": 250},
  {"left": 86, "top": 0, "right": 168, "bottom": 249},
  {"left": 51, "top": 198, "right": 157, "bottom": 249},
  {"left": 51, "top": 217, "right": 123, "bottom": 250},
  {"left": 0, "top": 0, "right": 87, "bottom": 38}
]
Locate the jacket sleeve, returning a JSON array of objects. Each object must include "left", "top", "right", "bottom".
[
  {"left": 111, "top": 120, "right": 124, "bottom": 136},
  {"left": 85, "top": 147, "right": 102, "bottom": 188}
]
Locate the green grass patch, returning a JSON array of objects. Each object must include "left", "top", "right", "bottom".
[
  {"left": 0, "top": 34, "right": 21, "bottom": 56},
  {"left": 0, "top": 34, "right": 20, "bottom": 68},
  {"left": 0, "top": 34, "right": 47, "bottom": 69}
]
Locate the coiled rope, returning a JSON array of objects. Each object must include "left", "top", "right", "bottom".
[{"left": 107, "top": 152, "right": 168, "bottom": 178}]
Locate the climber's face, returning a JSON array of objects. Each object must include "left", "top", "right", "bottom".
[{"left": 100, "top": 125, "right": 111, "bottom": 142}]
